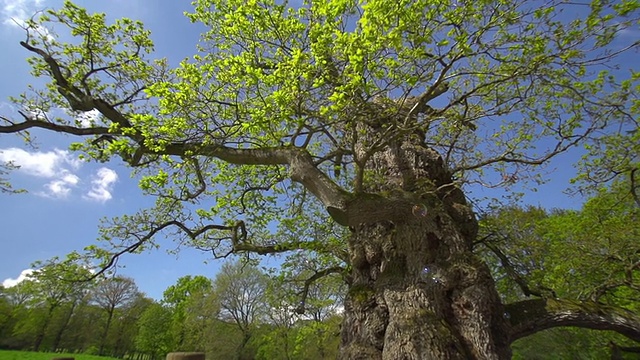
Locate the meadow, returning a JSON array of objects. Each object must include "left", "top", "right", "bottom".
[{"left": 0, "top": 350, "right": 121, "bottom": 360}]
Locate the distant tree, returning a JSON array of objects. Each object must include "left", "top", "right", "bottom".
[
  {"left": 257, "top": 260, "right": 344, "bottom": 360},
  {"left": 2, "top": 281, "right": 32, "bottom": 308},
  {"left": 213, "top": 261, "right": 268, "bottom": 359},
  {"left": 110, "top": 293, "right": 152, "bottom": 358},
  {"left": 136, "top": 301, "right": 173, "bottom": 360},
  {"left": 1, "top": 0, "right": 640, "bottom": 357},
  {"left": 39, "top": 263, "right": 95, "bottom": 352},
  {"left": 1, "top": 263, "right": 94, "bottom": 351},
  {"left": 0, "top": 285, "right": 16, "bottom": 347},
  {"left": 162, "top": 275, "right": 212, "bottom": 350},
  {"left": 62, "top": 297, "right": 103, "bottom": 353},
  {"left": 91, "top": 276, "right": 139, "bottom": 356}
]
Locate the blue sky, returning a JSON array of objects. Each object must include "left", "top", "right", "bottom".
[
  {"left": 0, "top": 0, "right": 595, "bottom": 299},
  {"left": 0, "top": 0, "right": 220, "bottom": 299}
]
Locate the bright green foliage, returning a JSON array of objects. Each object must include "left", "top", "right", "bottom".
[
  {"left": 256, "top": 264, "right": 343, "bottom": 359},
  {"left": 1, "top": 0, "right": 639, "bottom": 356},
  {"left": 135, "top": 302, "right": 173, "bottom": 359},
  {"left": 478, "top": 205, "right": 551, "bottom": 302},
  {"left": 479, "top": 179, "right": 640, "bottom": 356},
  {"left": 482, "top": 180, "right": 640, "bottom": 304},
  {"left": 15, "top": 0, "right": 163, "bottom": 134},
  {"left": 540, "top": 182, "right": 640, "bottom": 304},
  {"left": 4, "top": 0, "right": 636, "bottom": 280},
  {"left": 163, "top": 275, "right": 212, "bottom": 306},
  {"left": 291, "top": 316, "right": 342, "bottom": 359},
  {"left": 3, "top": 263, "right": 95, "bottom": 351},
  {"left": 162, "top": 275, "right": 212, "bottom": 350}
]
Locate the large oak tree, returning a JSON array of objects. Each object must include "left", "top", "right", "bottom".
[{"left": 1, "top": 0, "right": 639, "bottom": 358}]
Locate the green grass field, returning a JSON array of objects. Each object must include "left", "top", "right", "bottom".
[{"left": 0, "top": 350, "right": 121, "bottom": 360}]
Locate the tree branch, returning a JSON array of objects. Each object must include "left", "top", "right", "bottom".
[
  {"left": 506, "top": 298, "right": 640, "bottom": 343},
  {"left": 10, "top": 39, "right": 424, "bottom": 228},
  {"left": 295, "top": 266, "right": 344, "bottom": 314},
  {"left": 0, "top": 115, "right": 110, "bottom": 136},
  {"left": 404, "top": 81, "right": 450, "bottom": 120},
  {"left": 89, "top": 220, "right": 239, "bottom": 280},
  {"left": 481, "top": 239, "right": 554, "bottom": 298},
  {"left": 161, "top": 143, "right": 420, "bottom": 226},
  {"left": 20, "top": 40, "right": 93, "bottom": 112}
]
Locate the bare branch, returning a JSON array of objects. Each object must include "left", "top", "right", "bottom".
[
  {"left": 89, "top": 221, "right": 239, "bottom": 280},
  {"left": 0, "top": 114, "right": 110, "bottom": 136},
  {"left": 480, "top": 238, "right": 555, "bottom": 298},
  {"left": 295, "top": 266, "right": 344, "bottom": 314},
  {"left": 452, "top": 129, "right": 588, "bottom": 174}
]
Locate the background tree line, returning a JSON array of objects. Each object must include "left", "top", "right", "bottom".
[
  {"left": 1, "top": 179, "right": 639, "bottom": 359},
  {"left": 0, "top": 260, "right": 343, "bottom": 360}
]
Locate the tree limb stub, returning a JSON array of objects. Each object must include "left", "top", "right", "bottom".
[
  {"left": 506, "top": 298, "right": 640, "bottom": 343},
  {"left": 405, "top": 81, "right": 450, "bottom": 120}
]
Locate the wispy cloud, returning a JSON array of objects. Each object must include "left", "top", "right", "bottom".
[
  {"left": 2, "top": 268, "right": 34, "bottom": 288},
  {"left": 85, "top": 167, "right": 118, "bottom": 203},
  {"left": 44, "top": 171, "right": 79, "bottom": 198},
  {"left": 0, "top": 147, "right": 80, "bottom": 177},
  {"left": 2, "top": 0, "right": 53, "bottom": 42},
  {"left": 0, "top": 147, "right": 81, "bottom": 198},
  {"left": 1, "top": 0, "right": 45, "bottom": 26}
]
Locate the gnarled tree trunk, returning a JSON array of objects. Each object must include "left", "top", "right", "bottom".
[{"left": 339, "top": 120, "right": 510, "bottom": 359}]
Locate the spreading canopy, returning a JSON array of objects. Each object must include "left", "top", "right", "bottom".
[
  {"left": 1, "top": 0, "right": 637, "bottom": 266},
  {"left": 0, "top": 2, "right": 639, "bottom": 352}
]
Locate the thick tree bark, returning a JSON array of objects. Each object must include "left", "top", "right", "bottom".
[{"left": 338, "top": 122, "right": 511, "bottom": 359}]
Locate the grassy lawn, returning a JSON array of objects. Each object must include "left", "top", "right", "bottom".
[{"left": 0, "top": 350, "right": 121, "bottom": 360}]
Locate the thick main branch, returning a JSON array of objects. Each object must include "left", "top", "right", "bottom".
[{"left": 506, "top": 298, "right": 640, "bottom": 343}]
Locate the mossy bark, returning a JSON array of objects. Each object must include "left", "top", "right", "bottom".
[{"left": 338, "top": 120, "right": 510, "bottom": 359}]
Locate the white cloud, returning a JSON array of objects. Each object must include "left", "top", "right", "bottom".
[
  {"left": 2, "top": 0, "right": 45, "bottom": 26},
  {"left": 84, "top": 167, "right": 118, "bottom": 203},
  {"left": 2, "top": 268, "right": 34, "bottom": 288},
  {"left": 0, "top": 147, "right": 82, "bottom": 198},
  {"left": 43, "top": 171, "right": 79, "bottom": 198},
  {"left": 2, "top": 0, "right": 53, "bottom": 42},
  {"left": 0, "top": 147, "right": 80, "bottom": 178},
  {"left": 75, "top": 109, "right": 101, "bottom": 128}
]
